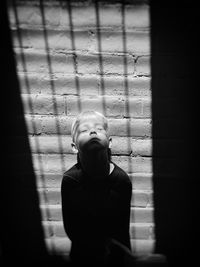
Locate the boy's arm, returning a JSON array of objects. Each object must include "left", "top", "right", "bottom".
[
  {"left": 61, "top": 176, "right": 98, "bottom": 242},
  {"left": 119, "top": 177, "right": 132, "bottom": 249},
  {"left": 109, "top": 175, "right": 132, "bottom": 250}
]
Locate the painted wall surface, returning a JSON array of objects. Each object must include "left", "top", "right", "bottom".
[{"left": 8, "top": 0, "right": 152, "bottom": 256}]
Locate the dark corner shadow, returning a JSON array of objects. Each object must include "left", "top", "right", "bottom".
[
  {"left": 0, "top": 1, "right": 67, "bottom": 266},
  {"left": 151, "top": 1, "right": 199, "bottom": 267}
]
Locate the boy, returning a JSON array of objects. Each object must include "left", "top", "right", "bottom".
[{"left": 61, "top": 110, "right": 132, "bottom": 266}]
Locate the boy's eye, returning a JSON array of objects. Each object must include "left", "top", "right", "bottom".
[
  {"left": 80, "top": 128, "right": 88, "bottom": 133},
  {"left": 96, "top": 124, "right": 104, "bottom": 130},
  {"left": 96, "top": 126, "right": 103, "bottom": 131}
]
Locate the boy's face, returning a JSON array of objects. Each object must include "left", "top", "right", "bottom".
[{"left": 72, "top": 115, "right": 111, "bottom": 153}]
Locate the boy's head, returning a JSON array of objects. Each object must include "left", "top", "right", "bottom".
[{"left": 71, "top": 110, "right": 112, "bottom": 154}]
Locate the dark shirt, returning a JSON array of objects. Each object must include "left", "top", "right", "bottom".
[{"left": 61, "top": 162, "right": 132, "bottom": 266}]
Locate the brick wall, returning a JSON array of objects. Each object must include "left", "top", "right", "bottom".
[{"left": 8, "top": 0, "right": 152, "bottom": 256}]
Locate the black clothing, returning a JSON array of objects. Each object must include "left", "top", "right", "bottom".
[{"left": 61, "top": 162, "right": 132, "bottom": 266}]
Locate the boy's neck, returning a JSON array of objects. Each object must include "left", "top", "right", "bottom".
[{"left": 79, "top": 149, "right": 111, "bottom": 178}]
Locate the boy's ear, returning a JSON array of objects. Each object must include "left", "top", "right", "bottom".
[
  {"left": 108, "top": 137, "right": 112, "bottom": 149},
  {"left": 71, "top": 142, "right": 78, "bottom": 153}
]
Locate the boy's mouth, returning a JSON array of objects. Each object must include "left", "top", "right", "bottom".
[
  {"left": 87, "top": 136, "right": 102, "bottom": 146},
  {"left": 89, "top": 137, "right": 100, "bottom": 142}
]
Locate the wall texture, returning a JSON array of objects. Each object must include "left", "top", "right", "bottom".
[{"left": 8, "top": 0, "right": 152, "bottom": 257}]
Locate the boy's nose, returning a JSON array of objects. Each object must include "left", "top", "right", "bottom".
[{"left": 90, "top": 130, "right": 97, "bottom": 135}]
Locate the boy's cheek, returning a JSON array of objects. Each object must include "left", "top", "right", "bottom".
[{"left": 76, "top": 136, "right": 88, "bottom": 150}]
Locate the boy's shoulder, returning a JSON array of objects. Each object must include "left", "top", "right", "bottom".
[
  {"left": 111, "top": 162, "right": 132, "bottom": 186},
  {"left": 62, "top": 163, "right": 82, "bottom": 183}
]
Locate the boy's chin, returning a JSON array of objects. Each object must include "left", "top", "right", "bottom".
[{"left": 83, "top": 141, "right": 106, "bottom": 152}]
